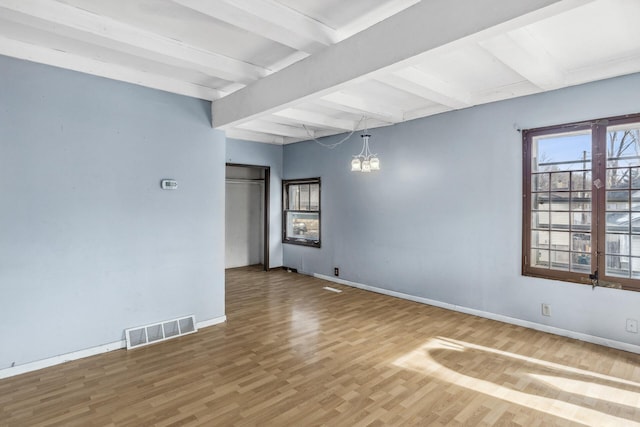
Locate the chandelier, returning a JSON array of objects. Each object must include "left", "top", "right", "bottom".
[
  {"left": 304, "top": 116, "right": 380, "bottom": 172},
  {"left": 351, "top": 133, "right": 380, "bottom": 172}
]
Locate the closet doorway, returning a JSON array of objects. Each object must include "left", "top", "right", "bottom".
[{"left": 225, "top": 164, "right": 270, "bottom": 270}]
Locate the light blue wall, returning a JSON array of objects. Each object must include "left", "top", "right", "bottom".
[
  {"left": 0, "top": 55, "right": 226, "bottom": 369},
  {"left": 226, "top": 138, "right": 283, "bottom": 268},
  {"left": 284, "top": 73, "right": 640, "bottom": 347}
]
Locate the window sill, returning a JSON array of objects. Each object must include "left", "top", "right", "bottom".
[
  {"left": 283, "top": 239, "right": 321, "bottom": 248},
  {"left": 523, "top": 270, "right": 640, "bottom": 292}
]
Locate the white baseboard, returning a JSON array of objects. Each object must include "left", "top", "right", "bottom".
[
  {"left": 0, "top": 315, "right": 228, "bottom": 380},
  {"left": 0, "top": 340, "right": 126, "bottom": 380},
  {"left": 314, "top": 274, "right": 640, "bottom": 355},
  {"left": 197, "top": 315, "right": 227, "bottom": 329}
]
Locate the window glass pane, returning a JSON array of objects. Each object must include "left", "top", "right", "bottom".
[
  {"left": 533, "top": 132, "right": 591, "bottom": 172},
  {"left": 531, "top": 249, "right": 549, "bottom": 269},
  {"left": 632, "top": 215, "right": 640, "bottom": 235},
  {"left": 606, "top": 168, "right": 630, "bottom": 189},
  {"left": 532, "top": 173, "right": 549, "bottom": 191},
  {"left": 285, "top": 212, "right": 319, "bottom": 242},
  {"left": 550, "top": 172, "right": 570, "bottom": 190},
  {"left": 606, "top": 234, "right": 629, "bottom": 256},
  {"left": 532, "top": 212, "right": 550, "bottom": 229},
  {"left": 288, "top": 186, "right": 299, "bottom": 210},
  {"left": 606, "top": 212, "right": 630, "bottom": 233},
  {"left": 631, "top": 168, "right": 640, "bottom": 189},
  {"left": 531, "top": 230, "right": 549, "bottom": 248},
  {"left": 571, "top": 170, "right": 591, "bottom": 190},
  {"left": 528, "top": 121, "right": 592, "bottom": 272},
  {"left": 549, "top": 192, "right": 569, "bottom": 210},
  {"left": 571, "top": 253, "right": 591, "bottom": 273},
  {"left": 632, "top": 257, "right": 640, "bottom": 279},
  {"left": 532, "top": 193, "right": 549, "bottom": 210},
  {"left": 606, "top": 123, "right": 640, "bottom": 167},
  {"left": 309, "top": 184, "right": 319, "bottom": 210},
  {"left": 550, "top": 251, "right": 569, "bottom": 271},
  {"left": 606, "top": 191, "right": 629, "bottom": 210},
  {"left": 571, "top": 192, "right": 591, "bottom": 211},
  {"left": 632, "top": 191, "right": 640, "bottom": 211},
  {"left": 571, "top": 212, "right": 590, "bottom": 231},
  {"left": 606, "top": 255, "right": 630, "bottom": 278},
  {"left": 571, "top": 233, "right": 590, "bottom": 252},
  {"left": 298, "top": 184, "right": 310, "bottom": 211},
  {"left": 550, "top": 231, "right": 570, "bottom": 250},
  {"left": 631, "top": 235, "right": 640, "bottom": 256},
  {"left": 550, "top": 211, "right": 569, "bottom": 231}
]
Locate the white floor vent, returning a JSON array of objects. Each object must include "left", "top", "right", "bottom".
[{"left": 125, "top": 315, "right": 197, "bottom": 349}]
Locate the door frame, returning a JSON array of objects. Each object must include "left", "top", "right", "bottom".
[{"left": 226, "top": 163, "right": 270, "bottom": 271}]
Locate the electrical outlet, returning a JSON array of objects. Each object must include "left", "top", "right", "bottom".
[
  {"left": 541, "top": 303, "right": 551, "bottom": 317},
  {"left": 334, "top": 267, "right": 339, "bottom": 277},
  {"left": 626, "top": 319, "right": 638, "bottom": 333}
]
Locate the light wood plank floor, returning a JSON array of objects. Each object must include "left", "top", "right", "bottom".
[{"left": 1, "top": 267, "right": 640, "bottom": 426}]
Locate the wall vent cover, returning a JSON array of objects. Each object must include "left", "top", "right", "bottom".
[{"left": 125, "top": 315, "right": 197, "bottom": 349}]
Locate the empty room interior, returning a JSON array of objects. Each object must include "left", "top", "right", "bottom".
[{"left": 2, "top": 0, "right": 640, "bottom": 425}]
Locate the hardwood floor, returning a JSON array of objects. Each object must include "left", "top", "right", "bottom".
[{"left": 1, "top": 266, "right": 640, "bottom": 426}]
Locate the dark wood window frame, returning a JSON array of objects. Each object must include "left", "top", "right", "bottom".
[
  {"left": 282, "top": 177, "right": 321, "bottom": 248},
  {"left": 523, "top": 113, "right": 640, "bottom": 292}
]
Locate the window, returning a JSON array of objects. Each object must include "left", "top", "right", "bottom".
[
  {"left": 523, "top": 113, "right": 640, "bottom": 292},
  {"left": 283, "top": 178, "right": 320, "bottom": 247}
]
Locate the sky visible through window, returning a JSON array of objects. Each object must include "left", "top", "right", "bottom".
[{"left": 535, "top": 133, "right": 591, "bottom": 172}]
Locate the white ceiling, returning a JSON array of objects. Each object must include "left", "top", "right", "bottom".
[{"left": 1, "top": 0, "right": 639, "bottom": 144}]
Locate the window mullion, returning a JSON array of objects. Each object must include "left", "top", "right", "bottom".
[
  {"left": 522, "top": 131, "right": 532, "bottom": 271},
  {"left": 593, "top": 123, "right": 606, "bottom": 279}
]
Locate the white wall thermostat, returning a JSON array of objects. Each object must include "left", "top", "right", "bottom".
[{"left": 161, "top": 179, "right": 178, "bottom": 190}]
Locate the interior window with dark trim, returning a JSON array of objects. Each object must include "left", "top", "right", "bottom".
[
  {"left": 523, "top": 113, "right": 640, "bottom": 292},
  {"left": 283, "top": 178, "right": 321, "bottom": 248}
]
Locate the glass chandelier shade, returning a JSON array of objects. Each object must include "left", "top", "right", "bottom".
[{"left": 351, "top": 134, "right": 380, "bottom": 173}]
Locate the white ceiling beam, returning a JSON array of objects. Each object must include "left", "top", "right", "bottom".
[
  {"left": 473, "top": 80, "right": 540, "bottom": 105},
  {"left": 0, "top": 0, "right": 267, "bottom": 84},
  {"left": 0, "top": 36, "right": 220, "bottom": 100},
  {"left": 225, "top": 128, "right": 286, "bottom": 145},
  {"left": 266, "top": 51, "right": 310, "bottom": 73},
  {"left": 258, "top": 114, "right": 328, "bottom": 133},
  {"left": 375, "top": 73, "right": 458, "bottom": 109},
  {"left": 218, "top": 82, "right": 246, "bottom": 96},
  {"left": 336, "top": 0, "right": 421, "bottom": 40},
  {"left": 313, "top": 99, "right": 391, "bottom": 125},
  {"left": 172, "top": 0, "right": 331, "bottom": 54},
  {"left": 273, "top": 109, "right": 356, "bottom": 131},
  {"left": 213, "top": 0, "right": 592, "bottom": 128},
  {"left": 238, "top": 120, "right": 313, "bottom": 139},
  {"left": 318, "top": 92, "right": 403, "bottom": 123},
  {"left": 479, "top": 28, "right": 567, "bottom": 90},
  {"left": 223, "top": 0, "right": 338, "bottom": 45},
  {"left": 567, "top": 51, "right": 640, "bottom": 86},
  {"left": 392, "top": 67, "right": 473, "bottom": 109},
  {"left": 259, "top": 114, "right": 306, "bottom": 127},
  {"left": 403, "top": 105, "right": 453, "bottom": 122}
]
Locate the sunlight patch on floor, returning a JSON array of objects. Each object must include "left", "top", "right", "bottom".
[
  {"left": 392, "top": 337, "right": 640, "bottom": 426},
  {"left": 442, "top": 337, "right": 640, "bottom": 389},
  {"left": 528, "top": 374, "right": 640, "bottom": 407}
]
